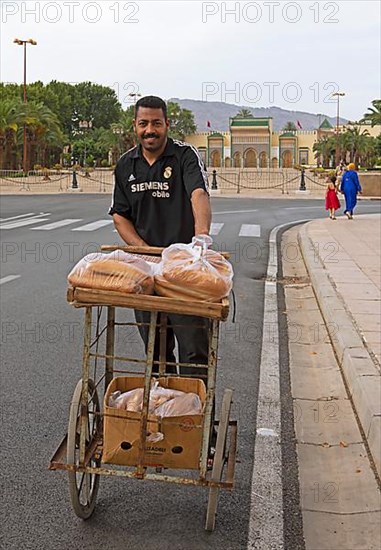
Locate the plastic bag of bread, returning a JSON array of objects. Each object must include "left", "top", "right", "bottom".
[
  {"left": 67, "top": 250, "right": 154, "bottom": 294},
  {"left": 154, "top": 235, "right": 233, "bottom": 302},
  {"left": 108, "top": 381, "right": 184, "bottom": 413},
  {"left": 155, "top": 392, "right": 203, "bottom": 418}
]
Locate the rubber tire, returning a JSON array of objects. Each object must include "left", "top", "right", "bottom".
[{"left": 67, "top": 378, "right": 101, "bottom": 519}]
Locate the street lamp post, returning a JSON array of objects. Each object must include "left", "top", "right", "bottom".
[
  {"left": 128, "top": 92, "right": 141, "bottom": 107},
  {"left": 332, "top": 92, "right": 345, "bottom": 167},
  {"left": 13, "top": 38, "right": 37, "bottom": 175},
  {"left": 79, "top": 119, "right": 93, "bottom": 176}
]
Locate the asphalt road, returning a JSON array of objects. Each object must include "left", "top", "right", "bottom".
[{"left": 1, "top": 195, "right": 380, "bottom": 550}]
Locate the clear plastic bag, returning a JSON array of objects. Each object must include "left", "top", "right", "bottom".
[
  {"left": 67, "top": 250, "right": 154, "bottom": 294},
  {"left": 108, "top": 381, "right": 203, "bottom": 418},
  {"left": 155, "top": 392, "right": 203, "bottom": 418},
  {"left": 108, "top": 381, "right": 184, "bottom": 413},
  {"left": 154, "top": 235, "right": 233, "bottom": 302}
]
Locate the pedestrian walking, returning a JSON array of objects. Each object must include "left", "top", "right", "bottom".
[
  {"left": 340, "top": 163, "right": 362, "bottom": 219},
  {"left": 325, "top": 175, "right": 341, "bottom": 219}
]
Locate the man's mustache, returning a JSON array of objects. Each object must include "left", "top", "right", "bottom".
[{"left": 143, "top": 133, "right": 159, "bottom": 139}]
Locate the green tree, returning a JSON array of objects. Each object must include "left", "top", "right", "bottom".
[
  {"left": 313, "top": 135, "right": 335, "bottom": 167},
  {"left": 18, "top": 101, "right": 63, "bottom": 168},
  {"left": 72, "top": 82, "right": 122, "bottom": 133},
  {"left": 0, "top": 98, "right": 25, "bottom": 169},
  {"left": 361, "top": 99, "right": 381, "bottom": 127},
  {"left": 343, "top": 127, "right": 371, "bottom": 165},
  {"left": 283, "top": 121, "right": 297, "bottom": 132},
  {"left": 167, "top": 101, "right": 197, "bottom": 140},
  {"left": 236, "top": 108, "right": 253, "bottom": 118}
]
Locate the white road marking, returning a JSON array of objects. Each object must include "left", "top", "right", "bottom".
[
  {"left": 0, "top": 275, "right": 21, "bottom": 285},
  {"left": 71, "top": 220, "right": 113, "bottom": 232},
  {"left": 0, "top": 214, "right": 50, "bottom": 229},
  {"left": 30, "top": 219, "right": 83, "bottom": 230},
  {"left": 0, "top": 212, "right": 35, "bottom": 222},
  {"left": 210, "top": 222, "right": 224, "bottom": 235},
  {"left": 213, "top": 209, "right": 258, "bottom": 215},
  {"left": 239, "top": 224, "right": 261, "bottom": 237},
  {"left": 248, "top": 218, "right": 312, "bottom": 550},
  {"left": 285, "top": 206, "right": 324, "bottom": 210}
]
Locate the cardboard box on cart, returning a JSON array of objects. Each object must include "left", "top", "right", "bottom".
[{"left": 102, "top": 376, "right": 207, "bottom": 469}]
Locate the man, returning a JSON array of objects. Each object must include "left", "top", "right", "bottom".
[
  {"left": 109, "top": 95, "right": 211, "bottom": 384},
  {"left": 340, "top": 162, "right": 362, "bottom": 219}
]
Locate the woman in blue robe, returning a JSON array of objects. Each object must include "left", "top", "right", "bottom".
[{"left": 340, "top": 163, "right": 362, "bottom": 219}]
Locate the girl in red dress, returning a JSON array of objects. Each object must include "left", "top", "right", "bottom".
[{"left": 325, "top": 175, "right": 341, "bottom": 219}]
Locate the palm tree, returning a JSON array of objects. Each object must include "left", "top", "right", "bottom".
[
  {"left": 236, "top": 108, "right": 253, "bottom": 118},
  {"left": 313, "top": 135, "right": 335, "bottom": 167},
  {"left": 0, "top": 99, "right": 24, "bottom": 169},
  {"left": 283, "top": 121, "right": 297, "bottom": 132},
  {"left": 343, "top": 127, "right": 371, "bottom": 164},
  {"left": 16, "top": 102, "right": 63, "bottom": 168},
  {"left": 110, "top": 106, "right": 135, "bottom": 155},
  {"left": 361, "top": 100, "right": 381, "bottom": 127}
]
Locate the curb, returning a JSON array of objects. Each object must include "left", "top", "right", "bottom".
[{"left": 298, "top": 222, "right": 381, "bottom": 477}]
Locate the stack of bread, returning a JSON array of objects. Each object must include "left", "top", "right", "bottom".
[
  {"left": 67, "top": 251, "right": 154, "bottom": 295},
  {"left": 154, "top": 240, "right": 233, "bottom": 302}
]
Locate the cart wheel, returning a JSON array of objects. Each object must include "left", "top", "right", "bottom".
[
  {"left": 67, "top": 378, "right": 101, "bottom": 519},
  {"left": 205, "top": 389, "right": 233, "bottom": 532}
]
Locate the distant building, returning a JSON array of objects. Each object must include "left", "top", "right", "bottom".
[{"left": 185, "top": 116, "right": 380, "bottom": 168}]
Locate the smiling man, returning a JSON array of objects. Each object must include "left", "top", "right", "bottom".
[
  {"left": 109, "top": 95, "right": 211, "bottom": 383},
  {"left": 110, "top": 95, "right": 211, "bottom": 247}
]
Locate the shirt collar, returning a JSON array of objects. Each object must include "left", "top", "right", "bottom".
[{"left": 131, "top": 137, "right": 176, "bottom": 160}]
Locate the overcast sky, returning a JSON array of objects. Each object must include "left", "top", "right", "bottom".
[{"left": 2, "top": 0, "right": 380, "bottom": 120}]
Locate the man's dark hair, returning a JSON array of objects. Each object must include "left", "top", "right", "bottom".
[{"left": 135, "top": 96, "right": 167, "bottom": 119}]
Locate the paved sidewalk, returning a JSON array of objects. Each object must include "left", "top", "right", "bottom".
[{"left": 298, "top": 213, "right": 381, "bottom": 476}]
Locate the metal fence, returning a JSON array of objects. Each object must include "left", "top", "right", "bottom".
[
  {"left": 207, "top": 168, "right": 327, "bottom": 194},
  {"left": 0, "top": 169, "right": 114, "bottom": 193},
  {"left": 0, "top": 168, "right": 327, "bottom": 194}
]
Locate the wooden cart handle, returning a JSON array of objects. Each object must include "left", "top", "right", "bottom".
[{"left": 101, "top": 244, "right": 230, "bottom": 259}]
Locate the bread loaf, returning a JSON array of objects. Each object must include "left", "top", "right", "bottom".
[
  {"left": 154, "top": 246, "right": 233, "bottom": 302},
  {"left": 68, "top": 252, "right": 154, "bottom": 294}
]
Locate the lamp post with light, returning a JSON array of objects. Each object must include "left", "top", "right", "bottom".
[
  {"left": 128, "top": 92, "right": 141, "bottom": 107},
  {"left": 13, "top": 38, "right": 37, "bottom": 174},
  {"left": 79, "top": 119, "right": 93, "bottom": 175},
  {"left": 332, "top": 91, "right": 345, "bottom": 167}
]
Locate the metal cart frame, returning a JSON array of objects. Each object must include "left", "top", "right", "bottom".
[{"left": 49, "top": 248, "right": 237, "bottom": 532}]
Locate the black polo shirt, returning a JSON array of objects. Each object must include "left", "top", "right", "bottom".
[{"left": 109, "top": 138, "right": 209, "bottom": 247}]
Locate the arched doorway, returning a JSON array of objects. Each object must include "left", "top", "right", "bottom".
[
  {"left": 271, "top": 157, "right": 278, "bottom": 168},
  {"left": 282, "top": 150, "right": 293, "bottom": 168},
  {"left": 225, "top": 156, "right": 231, "bottom": 168},
  {"left": 259, "top": 152, "right": 267, "bottom": 168},
  {"left": 233, "top": 151, "right": 241, "bottom": 167},
  {"left": 210, "top": 150, "right": 221, "bottom": 168},
  {"left": 244, "top": 149, "right": 257, "bottom": 168}
]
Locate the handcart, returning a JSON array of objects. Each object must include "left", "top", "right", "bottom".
[{"left": 49, "top": 245, "right": 237, "bottom": 531}]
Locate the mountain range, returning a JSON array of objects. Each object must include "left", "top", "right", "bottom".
[{"left": 169, "top": 98, "right": 346, "bottom": 133}]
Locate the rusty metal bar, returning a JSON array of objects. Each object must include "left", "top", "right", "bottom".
[
  {"left": 137, "top": 310, "right": 158, "bottom": 476},
  {"left": 225, "top": 421, "right": 238, "bottom": 488},
  {"left": 105, "top": 306, "right": 115, "bottom": 391},
  {"left": 159, "top": 313, "right": 168, "bottom": 376},
  {"left": 199, "top": 319, "right": 220, "bottom": 478},
  {"left": 79, "top": 307, "right": 92, "bottom": 465}
]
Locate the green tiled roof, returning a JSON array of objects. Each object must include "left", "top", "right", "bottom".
[
  {"left": 208, "top": 132, "right": 224, "bottom": 138},
  {"left": 319, "top": 118, "right": 333, "bottom": 129},
  {"left": 280, "top": 132, "right": 297, "bottom": 138},
  {"left": 230, "top": 118, "right": 270, "bottom": 127}
]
